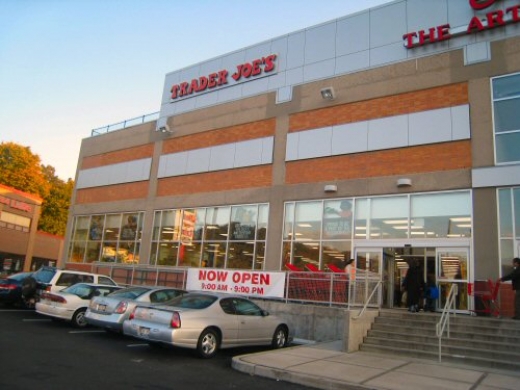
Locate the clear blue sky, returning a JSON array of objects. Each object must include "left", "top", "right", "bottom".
[{"left": 0, "top": 0, "right": 393, "bottom": 180}]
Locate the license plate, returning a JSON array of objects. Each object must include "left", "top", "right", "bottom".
[
  {"left": 98, "top": 304, "right": 107, "bottom": 312},
  {"left": 138, "top": 327, "right": 150, "bottom": 337}
]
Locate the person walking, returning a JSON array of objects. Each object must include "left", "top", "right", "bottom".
[
  {"left": 402, "top": 259, "right": 425, "bottom": 313},
  {"left": 500, "top": 257, "right": 520, "bottom": 320}
]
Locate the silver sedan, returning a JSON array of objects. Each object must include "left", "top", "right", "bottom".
[
  {"left": 123, "top": 292, "right": 292, "bottom": 358},
  {"left": 85, "top": 286, "right": 186, "bottom": 332}
]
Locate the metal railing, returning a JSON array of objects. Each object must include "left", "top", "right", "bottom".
[
  {"left": 436, "top": 283, "right": 458, "bottom": 363},
  {"left": 353, "top": 280, "right": 383, "bottom": 319},
  {"left": 91, "top": 263, "right": 382, "bottom": 309},
  {"left": 91, "top": 112, "right": 159, "bottom": 136}
]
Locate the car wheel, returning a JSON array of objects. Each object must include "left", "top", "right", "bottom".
[
  {"left": 271, "top": 326, "right": 288, "bottom": 349},
  {"left": 196, "top": 328, "right": 219, "bottom": 359},
  {"left": 21, "top": 277, "right": 37, "bottom": 299},
  {"left": 72, "top": 308, "right": 88, "bottom": 328}
]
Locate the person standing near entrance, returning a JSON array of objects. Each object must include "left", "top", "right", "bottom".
[
  {"left": 402, "top": 259, "right": 425, "bottom": 313},
  {"left": 500, "top": 257, "right": 520, "bottom": 320}
]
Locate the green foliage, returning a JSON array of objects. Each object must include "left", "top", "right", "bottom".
[{"left": 0, "top": 142, "right": 74, "bottom": 236}]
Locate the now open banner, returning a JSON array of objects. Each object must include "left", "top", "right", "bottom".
[{"left": 186, "top": 268, "right": 286, "bottom": 298}]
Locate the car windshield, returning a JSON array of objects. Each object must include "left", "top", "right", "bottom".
[
  {"left": 8, "top": 272, "right": 32, "bottom": 281},
  {"left": 106, "top": 287, "right": 150, "bottom": 299},
  {"left": 164, "top": 294, "right": 217, "bottom": 309},
  {"left": 33, "top": 268, "right": 57, "bottom": 283},
  {"left": 62, "top": 283, "right": 95, "bottom": 299}
]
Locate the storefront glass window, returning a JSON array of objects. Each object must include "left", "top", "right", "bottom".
[
  {"left": 492, "top": 72, "right": 520, "bottom": 164},
  {"left": 323, "top": 199, "right": 353, "bottom": 239},
  {"left": 370, "top": 196, "right": 408, "bottom": 239},
  {"left": 68, "top": 212, "right": 144, "bottom": 264},
  {"left": 498, "top": 188, "right": 513, "bottom": 238},
  {"left": 150, "top": 204, "right": 267, "bottom": 270},
  {"left": 283, "top": 191, "right": 472, "bottom": 271},
  {"left": 411, "top": 192, "right": 471, "bottom": 238},
  {"left": 204, "top": 207, "right": 230, "bottom": 241},
  {"left": 294, "top": 201, "right": 321, "bottom": 241}
]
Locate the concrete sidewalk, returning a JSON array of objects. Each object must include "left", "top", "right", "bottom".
[{"left": 232, "top": 341, "right": 520, "bottom": 390}]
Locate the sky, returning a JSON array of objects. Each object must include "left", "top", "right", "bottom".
[{"left": 0, "top": 0, "right": 393, "bottom": 181}]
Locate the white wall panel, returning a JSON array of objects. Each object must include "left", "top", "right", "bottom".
[
  {"left": 186, "top": 148, "right": 211, "bottom": 174},
  {"left": 332, "top": 122, "right": 369, "bottom": 155},
  {"left": 303, "top": 59, "right": 335, "bottom": 82},
  {"left": 407, "top": 0, "right": 447, "bottom": 32},
  {"left": 286, "top": 133, "right": 299, "bottom": 161},
  {"left": 473, "top": 165, "right": 520, "bottom": 188},
  {"left": 409, "top": 107, "right": 451, "bottom": 146},
  {"left": 286, "top": 31, "right": 305, "bottom": 70},
  {"left": 368, "top": 114, "right": 408, "bottom": 151},
  {"left": 261, "top": 137, "right": 274, "bottom": 164},
  {"left": 370, "top": 42, "right": 408, "bottom": 67},
  {"left": 451, "top": 105, "right": 471, "bottom": 140},
  {"left": 298, "top": 127, "right": 332, "bottom": 159},
  {"left": 285, "top": 67, "right": 304, "bottom": 86},
  {"left": 77, "top": 158, "right": 152, "bottom": 189},
  {"left": 235, "top": 139, "right": 261, "bottom": 167},
  {"left": 336, "top": 51, "right": 370, "bottom": 75},
  {"left": 370, "top": 1, "right": 407, "bottom": 48},
  {"left": 337, "top": 13, "right": 370, "bottom": 56},
  {"left": 209, "top": 144, "right": 235, "bottom": 171},
  {"left": 305, "top": 22, "right": 336, "bottom": 64},
  {"left": 270, "top": 37, "right": 288, "bottom": 72}
]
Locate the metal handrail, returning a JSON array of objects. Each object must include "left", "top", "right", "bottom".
[
  {"left": 91, "top": 112, "right": 159, "bottom": 136},
  {"left": 436, "top": 283, "right": 458, "bottom": 363},
  {"left": 353, "top": 280, "right": 382, "bottom": 320}
]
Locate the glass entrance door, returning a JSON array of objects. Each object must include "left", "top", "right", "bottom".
[
  {"left": 436, "top": 248, "right": 469, "bottom": 312},
  {"left": 354, "top": 248, "right": 382, "bottom": 307}
]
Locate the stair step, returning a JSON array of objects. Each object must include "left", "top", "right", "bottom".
[
  {"left": 359, "top": 344, "right": 520, "bottom": 372},
  {"left": 363, "top": 336, "right": 520, "bottom": 361},
  {"left": 360, "top": 309, "right": 520, "bottom": 372}
]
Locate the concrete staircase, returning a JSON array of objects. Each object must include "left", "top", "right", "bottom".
[{"left": 360, "top": 309, "right": 520, "bottom": 371}]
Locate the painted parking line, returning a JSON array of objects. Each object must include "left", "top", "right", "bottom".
[
  {"left": 69, "top": 330, "right": 106, "bottom": 334},
  {"left": 23, "top": 318, "right": 51, "bottom": 322},
  {"left": 127, "top": 343, "right": 150, "bottom": 348}
]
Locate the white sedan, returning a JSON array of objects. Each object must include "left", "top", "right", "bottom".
[
  {"left": 35, "top": 283, "right": 121, "bottom": 327},
  {"left": 123, "top": 292, "right": 292, "bottom": 358}
]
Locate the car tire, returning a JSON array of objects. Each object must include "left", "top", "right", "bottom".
[
  {"left": 196, "top": 328, "right": 219, "bottom": 359},
  {"left": 271, "top": 326, "right": 288, "bottom": 349},
  {"left": 72, "top": 308, "right": 88, "bottom": 328},
  {"left": 21, "top": 276, "right": 38, "bottom": 299}
]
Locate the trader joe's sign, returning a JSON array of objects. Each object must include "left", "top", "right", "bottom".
[{"left": 169, "top": 54, "right": 277, "bottom": 100}]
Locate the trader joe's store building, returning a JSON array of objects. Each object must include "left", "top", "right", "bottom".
[{"left": 63, "top": 0, "right": 520, "bottom": 314}]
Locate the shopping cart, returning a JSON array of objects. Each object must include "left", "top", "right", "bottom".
[{"left": 471, "top": 279, "right": 501, "bottom": 317}]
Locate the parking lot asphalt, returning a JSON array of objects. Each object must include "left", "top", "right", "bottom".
[{"left": 232, "top": 340, "right": 520, "bottom": 390}]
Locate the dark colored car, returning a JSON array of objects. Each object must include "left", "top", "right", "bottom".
[{"left": 0, "top": 272, "right": 34, "bottom": 307}]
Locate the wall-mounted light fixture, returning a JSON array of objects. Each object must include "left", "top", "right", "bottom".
[
  {"left": 397, "top": 178, "right": 412, "bottom": 187},
  {"left": 324, "top": 184, "right": 338, "bottom": 193},
  {"left": 156, "top": 117, "right": 174, "bottom": 134},
  {"left": 320, "top": 87, "right": 335, "bottom": 101}
]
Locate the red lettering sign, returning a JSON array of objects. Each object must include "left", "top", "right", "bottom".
[
  {"left": 403, "top": 1, "right": 520, "bottom": 49},
  {"left": 169, "top": 54, "right": 277, "bottom": 100},
  {"left": 469, "top": 0, "right": 497, "bottom": 10}
]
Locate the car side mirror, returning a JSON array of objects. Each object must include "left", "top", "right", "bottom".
[{"left": 261, "top": 310, "right": 269, "bottom": 316}]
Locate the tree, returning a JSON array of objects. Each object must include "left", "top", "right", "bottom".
[
  {"left": 38, "top": 165, "right": 74, "bottom": 235},
  {"left": 0, "top": 142, "right": 50, "bottom": 198},
  {"left": 0, "top": 142, "right": 73, "bottom": 236}
]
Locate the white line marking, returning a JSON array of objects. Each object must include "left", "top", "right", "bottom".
[
  {"left": 127, "top": 344, "right": 150, "bottom": 348},
  {"left": 69, "top": 330, "right": 106, "bottom": 334},
  {"left": 23, "top": 318, "right": 51, "bottom": 322}
]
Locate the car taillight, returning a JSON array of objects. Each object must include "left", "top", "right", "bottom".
[
  {"left": 114, "top": 301, "right": 128, "bottom": 314},
  {"left": 170, "top": 312, "right": 181, "bottom": 329},
  {"left": 4, "top": 284, "right": 17, "bottom": 290},
  {"left": 45, "top": 286, "right": 51, "bottom": 292},
  {"left": 129, "top": 308, "right": 137, "bottom": 320},
  {"left": 41, "top": 292, "right": 67, "bottom": 304}
]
